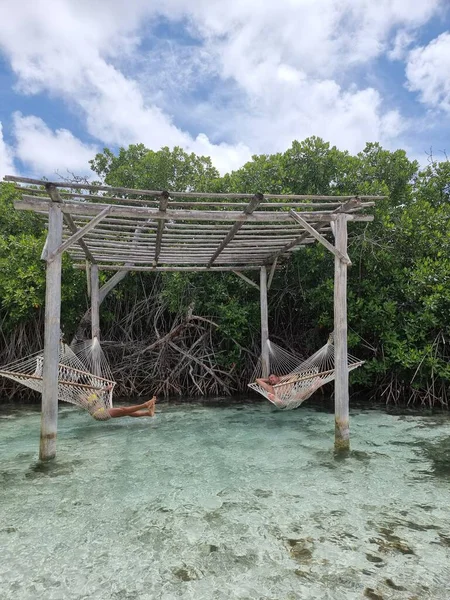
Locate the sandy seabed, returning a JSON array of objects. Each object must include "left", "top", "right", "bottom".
[{"left": 1, "top": 401, "right": 450, "bottom": 599}]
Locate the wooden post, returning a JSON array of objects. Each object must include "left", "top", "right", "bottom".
[
  {"left": 334, "top": 214, "right": 350, "bottom": 452},
  {"left": 90, "top": 263, "right": 102, "bottom": 378},
  {"left": 40, "top": 203, "right": 63, "bottom": 461},
  {"left": 260, "top": 265, "right": 270, "bottom": 378},
  {"left": 91, "top": 264, "right": 100, "bottom": 340}
]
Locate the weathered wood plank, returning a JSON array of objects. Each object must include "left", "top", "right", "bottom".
[
  {"left": 265, "top": 199, "right": 360, "bottom": 262},
  {"left": 69, "top": 238, "right": 308, "bottom": 250},
  {"left": 45, "top": 184, "right": 97, "bottom": 264},
  {"left": 6, "top": 175, "right": 385, "bottom": 201},
  {"left": 67, "top": 220, "right": 329, "bottom": 233},
  {"left": 74, "top": 264, "right": 265, "bottom": 272},
  {"left": 48, "top": 206, "right": 111, "bottom": 261},
  {"left": 232, "top": 271, "right": 260, "bottom": 290},
  {"left": 153, "top": 191, "right": 169, "bottom": 267},
  {"left": 208, "top": 194, "right": 264, "bottom": 266},
  {"left": 99, "top": 270, "right": 130, "bottom": 304},
  {"left": 91, "top": 264, "right": 100, "bottom": 341},
  {"left": 15, "top": 196, "right": 374, "bottom": 223},
  {"left": 334, "top": 214, "right": 350, "bottom": 452},
  {"left": 40, "top": 202, "right": 63, "bottom": 461},
  {"left": 289, "top": 210, "right": 351, "bottom": 265},
  {"left": 260, "top": 266, "right": 270, "bottom": 378},
  {"left": 267, "top": 258, "right": 278, "bottom": 291},
  {"left": 14, "top": 187, "right": 375, "bottom": 210}
]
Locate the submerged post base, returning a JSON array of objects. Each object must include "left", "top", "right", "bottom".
[
  {"left": 334, "top": 418, "right": 350, "bottom": 452},
  {"left": 39, "top": 432, "right": 57, "bottom": 461}
]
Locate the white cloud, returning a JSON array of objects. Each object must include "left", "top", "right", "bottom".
[
  {"left": 168, "top": 0, "right": 442, "bottom": 81},
  {"left": 0, "top": 122, "right": 15, "bottom": 178},
  {"left": 13, "top": 113, "right": 98, "bottom": 177},
  {"left": 388, "top": 29, "right": 416, "bottom": 60},
  {"left": 0, "top": 0, "right": 445, "bottom": 175},
  {"left": 406, "top": 32, "right": 450, "bottom": 113}
]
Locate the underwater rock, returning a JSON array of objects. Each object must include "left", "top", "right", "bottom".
[
  {"left": 285, "top": 538, "right": 314, "bottom": 563},
  {"left": 421, "top": 437, "right": 450, "bottom": 479},
  {"left": 294, "top": 569, "right": 310, "bottom": 579},
  {"left": 369, "top": 527, "right": 415, "bottom": 555},
  {"left": 1, "top": 526, "right": 17, "bottom": 533},
  {"left": 370, "top": 536, "right": 415, "bottom": 555},
  {"left": 365, "top": 553, "right": 384, "bottom": 564},
  {"left": 253, "top": 488, "right": 273, "bottom": 498},
  {"left": 364, "top": 588, "right": 384, "bottom": 600},
  {"left": 437, "top": 533, "right": 450, "bottom": 547},
  {"left": 385, "top": 518, "right": 441, "bottom": 532},
  {"left": 173, "top": 566, "right": 200, "bottom": 582},
  {"left": 385, "top": 578, "right": 406, "bottom": 591}
]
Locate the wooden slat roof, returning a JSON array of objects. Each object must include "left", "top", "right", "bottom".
[{"left": 5, "top": 175, "right": 382, "bottom": 272}]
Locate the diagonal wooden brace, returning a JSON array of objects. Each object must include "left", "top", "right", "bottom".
[
  {"left": 289, "top": 210, "right": 351, "bottom": 265},
  {"left": 47, "top": 206, "right": 111, "bottom": 262},
  {"left": 232, "top": 270, "right": 260, "bottom": 290}
]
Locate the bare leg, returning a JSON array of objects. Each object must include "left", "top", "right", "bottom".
[
  {"left": 108, "top": 396, "right": 156, "bottom": 419},
  {"left": 256, "top": 379, "right": 275, "bottom": 396},
  {"left": 127, "top": 410, "right": 153, "bottom": 418}
]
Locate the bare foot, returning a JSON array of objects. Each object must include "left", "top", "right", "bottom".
[{"left": 144, "top": 397, "right": 156, "bottom": 409}]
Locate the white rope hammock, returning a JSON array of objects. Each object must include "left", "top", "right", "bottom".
[
  {"left": 248, "top": 335, "right": 364, "bottom": 410},
  {"left": 0, "top": 338, "right": 115, "bottom": 412}
]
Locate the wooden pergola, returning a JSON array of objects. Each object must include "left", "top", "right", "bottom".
[{"left": 5, "top": 175, "right": 382, "bottom": 460}]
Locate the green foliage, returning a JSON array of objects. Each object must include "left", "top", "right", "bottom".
[
  {"left": 2, "top": 139, "right": 449, "bottom": 404},
  {"left": 90, "top": 145, "right": 220, "bottom": 192},
  {"left": 0, "top": 182, "right": 86, "bottom": 334}
]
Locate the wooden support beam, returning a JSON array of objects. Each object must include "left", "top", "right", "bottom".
[
  {"left": 71, "top": 234, "right": 306, "bottom": 245},
  {"left": 99, "top": 270, "right": 130, "bottom": 304},
  {"left": 267, "top": 258, "right": 278, "bottom": 291},
  {"left": 334, "top": 214, "right": 350, "bottom": 452},
  {"left": 12, "top": 187, "right": 376, "bottom": 210},
  {"left": 86, "top": 261, "right": 91, "bottom": 298},
  {"left": 73, "top": 264, "right": 264, "bottom": 272},
  {"left": 40, "top": 202, "right": 63, "bottom": 461},
  {"left": 45, "top": 183, "right": 97, "bottom": 264},
  {"left": 260, "top": 266, "right": 270, "bottom": 378},
  {"left": 289, "top": 210, "right": 351, "bottom": 265},
  {"left": 265, "top": 199, "right": 360, "bottom": 263},
  {"left": 47, "top": 206, "right": 111, "bottom": 261},
  {"left": 62, "top": 213, "right": 98, "bottom": 263},
  {"left": 15, "top": 196, "right": 374, "bottom": 223},
  {"left": 102, "top": 217, "right": 162, "bottom": 295},
  {"left": 6, "top": 175, "right": 385, "bottom": 201},
  {"left": 232, "top": 271, "right": 260, "bottom": 290},
  {"left": 153, "top": 191, "right": 169, "bottom": 267},
  {"left": 208, "top": 194, "right": 264, "bottom": 266},
  {"left": 91, "top": 264, "right": 100, "bottom": 340},
  {"left": 40, "top": 236, "right": 49, "bottom": 260}
]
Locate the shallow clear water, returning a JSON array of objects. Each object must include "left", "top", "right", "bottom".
[{"left": 1, "top": 402, "right": 450, "bottom": 600}]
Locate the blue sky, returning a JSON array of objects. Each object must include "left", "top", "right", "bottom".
[{"left": 0, "top": 0, "right": 449, "bottom": 178}]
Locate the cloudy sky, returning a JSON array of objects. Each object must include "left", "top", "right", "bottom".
[{"left": 0, "top": 0, "right": 449, "bottom": 179}]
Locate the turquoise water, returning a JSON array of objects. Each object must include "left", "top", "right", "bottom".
[{"left": 1, "top": 402, "right": 450, "bottom": 599}]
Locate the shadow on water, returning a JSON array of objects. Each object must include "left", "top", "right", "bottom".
[
  {"left": 25, "top": 458, "right": 84, "bottom": 479},
  {"left": 420, "top": 436, "right": 450, "bottom": 480},
  {"left": 310, "top": 447, "right": 387, "bottom": 471}
]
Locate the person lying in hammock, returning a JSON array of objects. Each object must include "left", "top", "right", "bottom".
[
  {"left": 84, "top": 385, "right": 157, "bottom": 421},
  {"left": 256, "top": 373, "right": 322, "bottom": 407},
  {"left": 255, "top": 374, "right": 286, "bottom": 407}
]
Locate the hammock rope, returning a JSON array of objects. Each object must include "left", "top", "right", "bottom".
[
  {"left": 248, "top": 334, "right": 364, "bottom": 410},
  {"left": 0, "top": 338, "right": 115, "bottom": 411}
]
